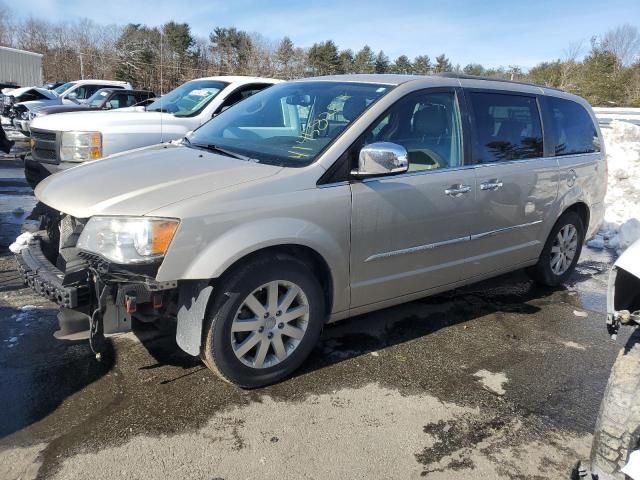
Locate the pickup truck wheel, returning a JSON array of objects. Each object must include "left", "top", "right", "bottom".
[
  {"left": 528, "top": 211, "right": 584, "bottom": 287},
  {"left": 589, "top": 331, "right": 640, "bottom": 480},
  {"left": 201, "top": 254, "right": 325, "bottom": 388}
]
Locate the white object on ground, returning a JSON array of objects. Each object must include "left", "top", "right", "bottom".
[
  {"left": 622, "top": 450, "right": 640, "bottom": 480},
  {"left": 573, "top": 310, "right": 588, "bottom": 318},
  {"left": 473, "top": 369, "right": 508, "bottom": 396},
  {"left": 591, "top": 121, "right": 640, "bottom": 254},
  {"left": 8, "top": 231, "right": 33, "bottom": 254},
  {"left": 20, "top": 305, "right": 38, "bottom": 311}
]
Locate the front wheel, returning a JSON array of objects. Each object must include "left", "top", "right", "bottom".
[
  {"left": 201, "top": 254, "right": 325, "bottom": 388},
  {"left": 528, "top": 211, "right": 585, "bottom": 287},
  {"left": 590, "top": 331, "right": 640, "bottom": 479}
]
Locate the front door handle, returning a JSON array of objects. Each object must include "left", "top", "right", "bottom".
[
  {"left": 444, "top": 184, "right": 472, "bottom": 197},
  {"left": 480, "top": 180, "right": 504, "bottom": 191}
]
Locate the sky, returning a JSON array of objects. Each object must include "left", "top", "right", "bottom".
[{"left": 9, "top": 0, "right": 640, "bottom": 69}]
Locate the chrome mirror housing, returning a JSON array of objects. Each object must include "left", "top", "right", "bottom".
[{"left": 351, "top": 142, "right": 409, "bottom": 178}]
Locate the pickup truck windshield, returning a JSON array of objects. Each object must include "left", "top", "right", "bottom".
[
  {"left": 188, "top": 81, "right": 392, "bottom": 167},
  {"left": 54, "top": 82, "right": 76, "bottom": 95},
  {"left": 147, "top": 80, "right": 228, "bottom": 117}
]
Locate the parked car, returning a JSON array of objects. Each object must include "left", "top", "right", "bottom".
[
  {"left": 12, "top": 79, "right": 133, "bottom": 135},
  {"left": 0, "top": 81, "right": 20, "bottom": 91},
  {"left": 24, "top": 76, "right": 279, "bottom": 187},
  {"left": 43, "top": 81, "right": 65, "bottom": 90},
  {"left": 1, "top": 86, "right": 57, "bottom": 117},
  {"left": 582, "top": 239, "right": 640, "bottom": 480},
  {"left": 16, "top": 73, "right": 606, "bottom": 387},
  {"left": 13, "top": 88, "right": 156, "bottom": 124}
]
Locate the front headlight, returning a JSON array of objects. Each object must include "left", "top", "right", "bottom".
[
  {"left": 59, "top": 131, "right": 102, "bottom": 162},
  {"left": 76, "top": 217, "right": 179, "bottom": 264}
]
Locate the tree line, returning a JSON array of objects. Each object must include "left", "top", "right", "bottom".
[{"left": 1, "top": 2, "right": 639, "bottom": 107}]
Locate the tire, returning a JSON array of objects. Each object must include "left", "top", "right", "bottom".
[
  {"left": 201, "top": 253, "right": 325, "bottom": 388},
  {"left": 528, "top": 211, "right": 585, "bottom": 287},
  {"left": 590, "top": 330, "right": 640, "bottom": 480}
]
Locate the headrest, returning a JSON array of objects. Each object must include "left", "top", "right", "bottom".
[
  {"left": 342, "top": 96, "right": 367, "bottom": 121},
  {"left": 413, "top": 105, "right": 448, "bottom": 136}
]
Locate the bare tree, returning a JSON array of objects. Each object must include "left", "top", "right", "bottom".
[{"left": 600, "top": 24, "right": 640, "bottom": 66}]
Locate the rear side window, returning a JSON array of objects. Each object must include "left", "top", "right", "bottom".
[
  {"left": 547, "top": 97, "right": 600, "bottom": 156},
  {"left": 469, "top": 92, "right": 543, "bottom": 163}
]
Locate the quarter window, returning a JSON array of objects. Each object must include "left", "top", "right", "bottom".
[
  {"left": 470, "top": 92, "right": 543, "bottom": 163},
  {"left": 548, "top": 97, "right": 600, "bottom": 155},
  {"left": 365, "top": 91, "right": 463, "bottom": 171}
]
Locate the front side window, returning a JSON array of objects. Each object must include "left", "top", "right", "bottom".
[
  {"left": 364, "top": 91, "right": 463, "bottom": 171},
  {"left": 548, "top": 97, "right": 600, "bottom": 155},
  {"left": 188, "top": 81, "right": 392, "bottom": 167},
  {"left": 470, "top": 92, "right": 543, "bottom": 163},
  {"left": 147, "top": 80, "right": 228, "bottom": 117}
]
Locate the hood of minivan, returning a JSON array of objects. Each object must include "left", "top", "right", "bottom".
[
  {"left": 35, "top": 143, "right": 282, "bottom": 218},
  {"left": 30, "top": 109, "right": 173, "bottom": 131}
]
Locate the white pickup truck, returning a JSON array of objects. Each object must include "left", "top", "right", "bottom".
[{"left": 25, "top": 76, "right": 280, "bottom": 187}]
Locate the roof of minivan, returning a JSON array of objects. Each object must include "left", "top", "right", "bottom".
[{"left": 295, "top": 73, "right": 589, "bottom": 105}]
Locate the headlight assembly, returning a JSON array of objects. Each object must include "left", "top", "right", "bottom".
[
  {"left": 59, "top": 131, "right": 102, "bottom": 162},
  {"left": 76, "top": 217, "right": 179, "bottom": 264}
]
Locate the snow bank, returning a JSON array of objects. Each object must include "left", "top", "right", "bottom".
[{"left": 587, "top": 120, "right": 640, "bottom": 254}]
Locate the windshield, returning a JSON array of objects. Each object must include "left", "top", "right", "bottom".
[
  {"left": 188, "top": 81, "right": 392, "bottom": 167},
  {"left": 88, "top": 89, "right": 111, "bottom": 108},
  {"left": 54, "top": 82, "right": 76, "bottom": 95},
  {"left": 146, "top": 80, "right": 228, "bottom": 117}
]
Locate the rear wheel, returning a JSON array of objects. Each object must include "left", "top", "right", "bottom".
[
  {"left": 528, "top": 211, "right": 584, "bottom": 286},
  {"left": 201, "top": 254, "right": 325, "bottom": 388},
  {"left": 590, "top": 331, "right": 640, "bottom": 480}
]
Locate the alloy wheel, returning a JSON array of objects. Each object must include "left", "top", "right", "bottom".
[
  {"left": 231, "top": 280, "right": 309, "bottom": 369},
  {"left": 550, "top": 224, "right": 578, "bottom": 276}
]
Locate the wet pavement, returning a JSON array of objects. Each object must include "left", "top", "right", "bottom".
[{"left": 0, "top": 151, "right": 632, "bottom": 479}]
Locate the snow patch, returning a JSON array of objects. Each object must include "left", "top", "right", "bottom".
[
  {"left": 591, "top": 121, "right": 640, "bottom": 254},
  {"left": 473, "top": 369, "right": 508, "bottom": 396},
  {"left": 8, "top": 232, "right": 34, "bottom": 254}
]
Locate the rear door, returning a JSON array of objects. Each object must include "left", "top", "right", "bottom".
[
  {"left": 349, "top": 88, "right": 476, "bottom": 308},
  {"left": 543, "top": 96, "right": 605, "bottom": 229},
  {"left": 463, "top": 90, "right": 558, "bottom": 277}
]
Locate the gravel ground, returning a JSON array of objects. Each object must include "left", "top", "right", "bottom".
[{"left": 0, "top": 149, "right": 630, "bottom": 480}]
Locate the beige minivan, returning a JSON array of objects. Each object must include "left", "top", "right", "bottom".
[{"left": 17, "top": 74, "right": 606, "bottom": 387}]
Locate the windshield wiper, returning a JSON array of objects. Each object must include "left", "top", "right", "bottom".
[{"left": 190, "top": 143, "right": 258, "bottom": 162}]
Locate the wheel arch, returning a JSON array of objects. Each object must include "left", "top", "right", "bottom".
[
  {"left": 563, "top": 201, "right": 590, "bottom": 232},
  {"left": 213, "top": 244, "right": 335, "bottom": 318}
]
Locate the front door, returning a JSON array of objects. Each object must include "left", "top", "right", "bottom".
[
  {"left": 350, "top": 88, "right": 475, "bottom": 308},
  {"left": 464, "top": 90, "right": 558, "bottom": 277}
]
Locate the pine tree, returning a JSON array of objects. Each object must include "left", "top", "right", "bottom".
[
  {"left": 374, "top": 50, "right": 389, "bottom": 73},
  {"left": 433, "top": 54, "right": 452, "bottom": 73},
  {"left": 413, "top": 55, "right": 431, "bottom": 75}
]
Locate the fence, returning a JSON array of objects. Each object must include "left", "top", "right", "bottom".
[{"left": 594, "top": 107, "right": 640, "bottom": 129}]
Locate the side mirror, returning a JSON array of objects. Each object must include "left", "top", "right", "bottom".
[
  {"left": 67, "top": 92, "right": 78, "bottom": 100},
  {"left": 351, "top": 142, "right": 409, "bottom": 179}
]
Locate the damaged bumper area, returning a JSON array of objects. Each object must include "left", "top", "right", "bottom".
[
  {"left": 16, "top": 235, "right": 90, "bottom": 309},
  {"left": 607, "top": 266, "right": 640, "bottom": 337},
  {"left": 14, "top": 227, "right": 179, "bottom": 350}
]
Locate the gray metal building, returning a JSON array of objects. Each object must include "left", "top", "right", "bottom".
[{"left": 0, "top": 46, "right": 43, "bottom": 87}]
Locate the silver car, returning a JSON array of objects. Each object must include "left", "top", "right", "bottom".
[{"left": 16, "top": 74, "right": 606, "bottom": 387}]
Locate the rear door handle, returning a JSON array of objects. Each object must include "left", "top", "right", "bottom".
[
  {"left": 444, "top": 184, "right": 472, "bottom": 197},
  {"left": 480, "top": 180, "right": 503, "bottom": 191}
]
